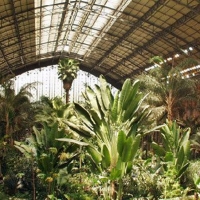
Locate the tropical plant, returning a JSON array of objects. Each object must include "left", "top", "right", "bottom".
[
  {"left": 152, "top": 121, "right": 191, "bottom": 178},
  {"left": 191, "top": 130, "right": 200, "bottom": 157},
  {"left": 185, "top": 160, "right": 200, "bottom": 199},
  {"left": 138, "top": 56, "right": 197, "bottom": 123},
  {"left": 58, "top": 58, "right": 79, "bottom": 103},
  {"left": 0, "top": 79, "right": 36, "bottom": 144},
  {"left": 65, "top": 75, "right": 153, "bottom": 199},
  {"left": 35, "top": 96, "right": 77, "bottom": 129},
  {"left": 151, "top": 121, "right": 191, "bottom": 198},
  {"left": 15, "top": 122, "right": 85, "bottom": 198}
]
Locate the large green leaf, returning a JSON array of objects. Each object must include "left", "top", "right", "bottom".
[
  {"left": 56, "top": 138, "right": 88, "bottom": 146},
  {"left": 164, "top": 152, "right": 173, "bottom": 162},
  {"left": 128, "top": 134, "right": 141, "bottom": 161},
  {"left": 74, "top": 103, "right": 95, "bottom": 128},
  {"left": 111, "top": 91, "right": 119, "bottom": 122},
  {"left": 110, "top": 168, "right": 122, "bottom": 180},
  {"left": 123, "top": 93, "right": 144, "bottom": 122},
  {"left": 119, "top": 79, "right": 131, "bottom": 112},
  {"left": 66, "top": 121, "right": 94, "bottom": 138},
  {"left": 99, "top": 75, "right": 112, "bottom": 110},
  {"left": 94, "top": 85, "right": 106, "bottom": 115},
  {"left": 123, "top": 80, "right": 140, "bottom": 110},
  {"left": 85, "top": 86, "right": 99, "bottom": 112},
  {"left": 176, "top": 163, "right": 190, "bottom": 179},
  {"left": 176, "top": 146, "right": 185, "bottom": 169},
  {"left": 14, "top": 141, "right": 35, "bottom": 158},
  {"left": 86, "top": 146, "right": 102, "bottom": 165},
  {"left": 102, "top": 144, "right": 111, "bottom": 167},
  {"left": 89, "top": 109, "right": 102, "bottom": 126},
  {"left": 151, "top": 142, "right": 165, "bottom": 157},
  {"left": 117, "top": 130, "right": 126, "bottom": 156},
  {"left": 121, "top": 137, "right": 133, "bottom": 162}
]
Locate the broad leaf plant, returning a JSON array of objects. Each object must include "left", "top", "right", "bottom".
[{"left": 66, "top": 75, "right": 152, "bottom": 199}]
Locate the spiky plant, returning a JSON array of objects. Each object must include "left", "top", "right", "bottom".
[{"left": 64, "top": 75, "right": 155, "bottom": 199}]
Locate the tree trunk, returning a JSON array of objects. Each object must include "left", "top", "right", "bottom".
[
  {"left": 63, "top": 80, "right": 72, "bottom": 104},
  {"left": 167, "top": 91, "right": 173, "bottom": 122},
  {"left": 117, "top": 178, "right": 123, "bottom": 200},
  {"left": 110, "top": 181, "right": 117, "bottom": 199},
  {"left": 5, "top": 113, "right": 14, "bottom": 145},
  {"left": 65, "top": 89, "right": 69, "bottom": 104},
  {"left": 5, "top": 112, "right": 9, "bottom": 137}
]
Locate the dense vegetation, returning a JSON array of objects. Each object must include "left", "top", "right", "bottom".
[{"left": 0, "top": 57, "right": 200, "bottom": 200}]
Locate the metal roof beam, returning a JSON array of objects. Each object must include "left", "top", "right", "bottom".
[
  {"left": 53, "top": 0, "right": 69, "bottom": 53},
  {"left": 91, "top": 0, "right": 166, "bottom": 70},
  {"left": 10, "top": 0, "right": 26, "bottom": 65},
  {"left": 0, "top": 2, "right": 66, "bottom": 22},
  {"left": 0, "top": 44, "right": 14, "bottom": 75},
  {"left": 118, "top": 39, "right": 200, "bottom": 83},
  {"left": 120, "top": 12, "right": 200, "bottom": 52},
  {"left": 104, "top": 3, "right": 200, "bottom": 77},
  {"left": 10, "top": 57, "right": 122, "bottom": 89},
  {"left": 68, "top": 0, "right": 96, "bottom": 54},
  {"left": 173, "top": 0, "right": 200, "bottom": 15}
]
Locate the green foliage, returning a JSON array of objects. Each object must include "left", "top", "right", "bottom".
[
  {"left": 193, "top": 173, "right": 200, "bottom": 193},
  {"left": 0, "top": 80, "right": 36, "bottom": 143},
  {"left": 68, "top": 76, "right": 150, "bottom": 172},
  {"left": 158, "top": 162, "right": 184, "bottom": 199},
  {"left": 0, "top": 145, "right": 34, "bottom": 198},
  {"left": 191, "top": 131, "right": 200, "bottom": 153},
  {"left": 138, "top": 56, "right": 197, "bottom": 122},
  {"left": 58, "top": 58, "right": 79, "bottom": 82},
  {"left": 0, "top": 190, "right": 9, "bottom": 200},
  {"left": 57, "top": 170, "right": 98, "bottom": 199},
  {"left": 185, "top": 160, "right": 200, "bottom": 194},
  {"left": 123, "top": 157, "right": 162, "bottom": 199},
  {"left": 15, "top": 122, "right": 80, "bottom": 198},
  {"left": 3, "top": 173, "right": 18, "bottom": 195},
  {"left": 57, "top": 58, "right": 80, "bottom": 102},
  {"left": 35, "top": 96, "right": 76, "bottom": 129},
  {"left": 66, "top": 75, "right": 153, "bottom": 199},
  {"left": 152, "top": 121, "right": 191, "bottom": 179},
  {"left": 32, "top": 123, "right": 79, "bottom": 175},
  {"left": 151, "top": 121, "right": 191, "bottom": 198}
]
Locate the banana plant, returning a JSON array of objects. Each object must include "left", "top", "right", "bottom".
[
  {"left": 66, "top": 75, "right": 152, "bottom": 199},
  {"left": 152, "top": 121, "right": 191, "bottom": 179},
  {"left": 58, "top": 58, "right": 79, "bottom": 103}
]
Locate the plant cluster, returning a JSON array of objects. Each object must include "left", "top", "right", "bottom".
[{"left": 0, "top": 56, "right": 200, "bottom": 199}]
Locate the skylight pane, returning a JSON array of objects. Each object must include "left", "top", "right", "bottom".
[
  {"left": 35, "top": 0, "right": 132, "bottom": 57},
  {"left": 35, "top": 0, "right": 66, "bottom": 56}
]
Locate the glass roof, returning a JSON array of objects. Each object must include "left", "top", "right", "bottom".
[
  {"left": 0, "top": 0, "right": 199, "bottom": 89},
  {"left": 34, "top": 0, "right": 132, "bottom": 58}
]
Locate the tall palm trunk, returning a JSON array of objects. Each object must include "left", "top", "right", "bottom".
[
  {"left": 65, "top": 89, "right": 69, "bottom": 104},
  {"left": 5, "top": 112, "right": 9, "bottom": 137},
  {"left": 63, "top": 80, "right": 72, "bottom": 104},
  {"left": 167, "top": 90, "right": 173, "bottom": 122},
  {"left": 5, "top": 113, "right": 14, "bottom": 145}
]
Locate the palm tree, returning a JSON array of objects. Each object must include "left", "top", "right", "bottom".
[
  {"left": 138, "top": 56, "right": 198, "bottom": 123},
  {"left": 0, "top": 79, "right": 35, "bottom": 144},
  {"left": 179, "top": 79, "right": 200, "bottom": 134},
  {"left": 57, "top": 58, "right": 79, "bottom": 103}
]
